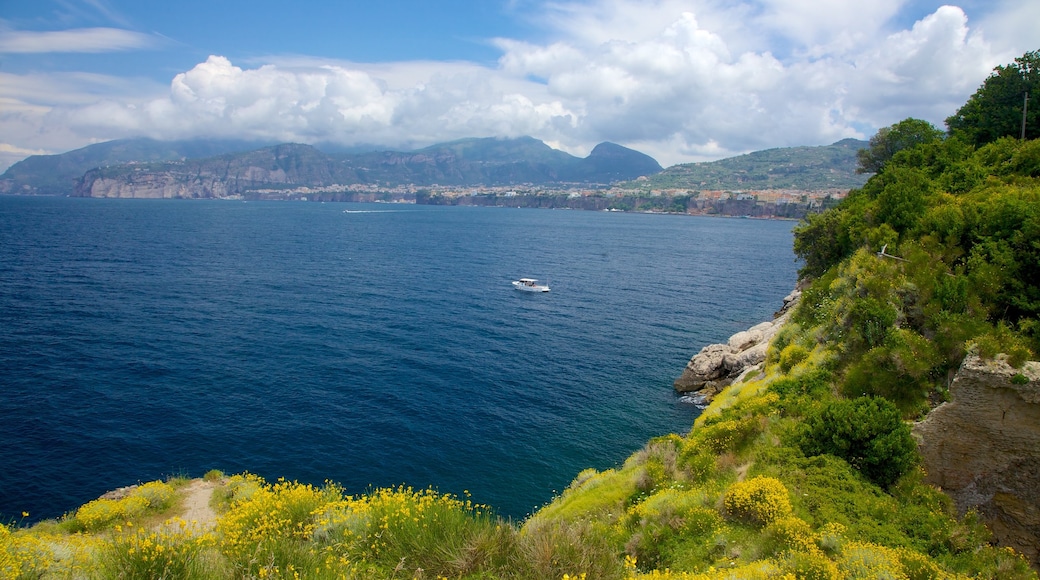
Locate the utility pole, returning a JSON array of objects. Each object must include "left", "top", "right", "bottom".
[{"left": 1023, "top": 92, "right": 1030, "bottom": 140}]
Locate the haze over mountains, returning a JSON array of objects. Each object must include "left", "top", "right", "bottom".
[{"left": 0, "top": 136, "right": 867, "bottom": 199}]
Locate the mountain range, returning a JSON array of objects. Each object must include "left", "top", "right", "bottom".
[
  {"left": 0, "top": 136, "right": 868, "bottom": 199},
  {"left": 0, "top": 137, "right": 662, "bottom": 198}
]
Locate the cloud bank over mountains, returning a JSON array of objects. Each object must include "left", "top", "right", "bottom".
[{"left": 0, "top": 0, "right": 1035, "bottom": 170}]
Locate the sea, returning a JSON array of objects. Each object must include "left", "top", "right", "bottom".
[{"left": 0, "top": 196, "right": 798, "bottom": 522}]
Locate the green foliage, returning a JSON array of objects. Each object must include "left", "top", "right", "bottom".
[
  {"left": 71, "top": 481, "right": 178, "bottom": 532},
  {"left": 842, "top": 328, "right": 941, "bottom": 415},
  {"left": 723, "top": 476, "right": 793, "bottom": 527},
  {"left": 625, "top": 489, "right": 723, "bottom": 569},
  {"left": 777, "top": 343, "right": 810, "bottom": 373},
  {"left": 637, "top": 139, "right": 869, "bottom": 192},
  {"left": 519, "top": 518, "right": 628, "bottom": 580},
  {"left": 95, "top": 525, "right": 220, "bottom": 580},
  {"left": 793, "top": 207, "right": 859, "bottom": 279},
  {"left": 769, "top": 367, "right": 834, "bottom": 415},
  {"left": 797, "top": 398, "right": 917, "bottom": 488},
  {"left": 857, "top": 118, "right": 945, "bottom": 174},
  {"left": 698, "top": 416, "right": 764, "bottom": 454},
  {"left": 203, "top": 469, "right": 224, "bottom": 483},
  {"left": 971, "top": 322, "right": 1034, "bottom": 368},
  {"left": 873, "top": 165, "right": 935, "bottom": 234},
  {"left": 947, "top": 50, "right": 1040, "bottom": 146}
]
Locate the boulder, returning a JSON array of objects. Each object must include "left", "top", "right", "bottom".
[{"left": 674, "top": 291, "right": 798, "bottom": 396}]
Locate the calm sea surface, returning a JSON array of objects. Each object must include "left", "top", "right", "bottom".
[{"left": 0, "top": 197, "right": 797, "bottom": 521}]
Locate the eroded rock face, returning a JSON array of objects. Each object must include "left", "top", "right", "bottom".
[
  {"left": 673, "top": 289, "right": 799, "bottom": 397},
  {"left": 914, "top": 355, "right": 1040, "bottom": 569}
]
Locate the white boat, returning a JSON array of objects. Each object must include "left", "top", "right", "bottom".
[{"left": 512, "top": 278, "right": 550, "bottom": 292}]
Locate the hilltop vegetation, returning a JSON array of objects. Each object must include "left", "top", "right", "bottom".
[
  {"left": 3, "top": 53, "right": 1040, "bottom": 579},
  {"left": 629, "top": 139, "right": 869, "bottom": 192}
]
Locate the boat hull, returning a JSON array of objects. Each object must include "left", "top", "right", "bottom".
[{"left": 512, "top": 280, "right": 550, "bottom": 292}]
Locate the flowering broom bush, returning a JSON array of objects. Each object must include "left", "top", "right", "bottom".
[{"left": 723, "top": 476, "right": 793, "bottom": 527}]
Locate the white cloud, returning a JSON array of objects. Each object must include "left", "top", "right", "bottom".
[
  {"left": 0, "top": 1, "right": 1034, "bottom": 171},
  {"left": 491, "top": 1, "right": 1017, "bottom": 161},
  {"left": 0, "top": 27, "right": 157, "bottom": 53},
  {"left": 752, "top": 0, "right": 905, "bottom": 57},
  {"left": 50, "top": 55, "right": 579, "bottom": 151},
  {"left": 974, "top": 0, "right": 1040, "bottom": 60}
]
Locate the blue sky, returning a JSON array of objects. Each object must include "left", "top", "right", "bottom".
[{"left": 0, "top": 0, "right": 1037, "bottom": 170}]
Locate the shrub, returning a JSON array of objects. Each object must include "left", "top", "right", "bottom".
[
  {"left": 764, "top": 516, "right": 817, "bottom": 554},
  {"left": 217, "top": 475, "right": 340, "bottom": 577},
  {"left": 841, "top": 328, "right": 941, "bottom": 415},
  {"left": 817, "top": 522, "right": 847, "bottom": 555},
  {"left": 203, "top": 469, "right": 225, "bottom": 482},
  {"left": 838, "top": 542, "right": 908, "bottom": 579},
  {"left": 698, "top": 417, "right": 763, "bottom": 454},
  {"left": 518, "top": 518, "right": 627, "bottom": 580},
  {"left": 972, "top": 322, "right": 1034, "bottom": 368},
  {"left": 95, "top": 521, "right": 218, "bottom": 580},
  {"left": 780, "top": 549, "right": 842, "bottom": 580},
  {"left": 723, "top": 476, "right": 792, "bottom": 527},
  {"left": 625, "top": 489, "right": 722, "bottom": 569},
  {"left": 797, "top": 397, "right": 918, "bottom": 488},
  {"left": 313, "top": 485, "right": 512, "bottom": 579},
  {"left": 134, "top": 481, "right": 176, "bottom": 511},
  {"left": 677, "top": 446, "right": 716, "bottom": 483},
  {"left": 778, "top": 343, "right": 810, "bottom": 373}
]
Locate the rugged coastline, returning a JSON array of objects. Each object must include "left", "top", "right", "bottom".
[
  {"left": 673, "top": 290, "right": 1040, "bottom": 570},
  {"left": 674, "top": 287, "right": 801, "bottom": 405}
]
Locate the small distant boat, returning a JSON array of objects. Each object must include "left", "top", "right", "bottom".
[{"left": 512, "top": 278, "right": 550, "bottom": 292}]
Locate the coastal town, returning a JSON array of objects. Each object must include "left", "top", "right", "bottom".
[{"left": 248, "top": 181, "right": 848, "bottom": 218}]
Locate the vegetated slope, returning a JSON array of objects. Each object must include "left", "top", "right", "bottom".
[
  {"left": 0, "top": 138, "right": 269, "bottom": 195},
  {"left": 634, "top": 138, "right": 869, "bottom": 191}
]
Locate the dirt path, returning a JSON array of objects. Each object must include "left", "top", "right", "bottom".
[{"left": 178, "top": 479, "right": 218, "bottom": 531}]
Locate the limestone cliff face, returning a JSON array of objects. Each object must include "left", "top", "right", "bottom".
[
  {"left": 80, "top": 172, "right": 238, "bottom": 199},
  {"left": 73, "top": 143, "right": 338, "bottom": 199},
  {"left": 914, "top": 355, "right": 1040, "bottom": 569},
  {"left": 673, "top": 289, "right": 800, "bottom": 401}
]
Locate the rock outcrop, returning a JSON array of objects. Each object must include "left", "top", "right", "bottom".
[
  {"left": 914, "top": 355, "right": 1040, "bottom": 569},
  {"left": 674, "top": 289, "right": 800, "bottom": 402}
]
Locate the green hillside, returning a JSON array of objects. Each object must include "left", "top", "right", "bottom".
[{"left": 634, "top": 138, "right": 869, "bottom": 191}]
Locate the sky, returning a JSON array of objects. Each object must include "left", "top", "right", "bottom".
[{"left": 0, "top": 0, "right": 1037, "bottom": 171}]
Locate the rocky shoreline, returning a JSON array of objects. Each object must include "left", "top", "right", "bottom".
[{"left": 674, "top": 288, "right": 800, "bottom": 405}]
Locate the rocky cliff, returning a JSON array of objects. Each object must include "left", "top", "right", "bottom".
[
  {"left": 676, "top": 294, "right": 1040, "bottom": 570},
  {"left": 673, "top": 289, "right": 800, "bottom": 402},
  {"left": 67, "top": 138, "right": 663, "bottom": 198},
  {"left": 914, "top": 355, "right": 1040, "bottom": 569},
  {"left": 74, "top": 143, "right": 339, "bottom": 199}
]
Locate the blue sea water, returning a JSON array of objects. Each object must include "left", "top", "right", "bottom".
[{"left": 0, "top": 196, "right": 797, "bottom": 521}]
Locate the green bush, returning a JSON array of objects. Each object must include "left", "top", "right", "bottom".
[
  {"left": 797, "top": 397, "right": 917, "bottom": 488},
  {"left": 778, "top": 343, "right": 810, "bottom": 373},
  {"left": 723, "top": 476, "right": 793, "bottom": 527}
]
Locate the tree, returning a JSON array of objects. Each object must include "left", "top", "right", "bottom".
[
  {"left": 947, "top": 50, "right": 1040, "bottom": 146},
  {"left": 797, "top": 397, "right": 917, "bottom": 488},
  {"left": 857, "top": 118, "right": 945, "bottom": 174}
]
